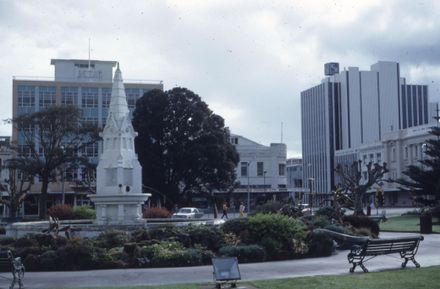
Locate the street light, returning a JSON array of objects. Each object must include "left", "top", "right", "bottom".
[
  {"left": 60, "top": 146, "right": 65, "bottom": 205},
  {"left": 308, "top": 178, "right": 314, "bottom": 214},
  {"left": 263, "top": 170, "right": 267, "bottom": 192},
  {"left": 247, "top": 162, "right": 251, "bottom": 214}
]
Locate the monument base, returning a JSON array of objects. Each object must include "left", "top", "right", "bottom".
[{"left": 88, "top": 193, "right": 151, "bottom": 225}]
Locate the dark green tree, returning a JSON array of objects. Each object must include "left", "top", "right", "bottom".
[
  {"left": 132, "top": 87, "right": 239, "bottom": 213},
  {"left": 335, "top": 161, "right": 388, "bottom": 215},
  {"left": 11, "top": 106, "right": 100, "bottom": 219},
  {"left": 398, "top": 127, "right": 440, "bottom": 206}
]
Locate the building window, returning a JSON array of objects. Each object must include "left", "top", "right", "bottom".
[
  {"left": 83, "top": 143, "right": 98, "bottom": 157},
  {"left": 392, "top": 147, "right": 396, "bottom": 162},
  {"left": 414, "top": 144, "right": 418, "bottom": 159},
  {"left": 240, "top": 162, "right": 248, "bottom": 177},
  {"left": 17, "top": 85, "right": 35, "bottom": 107},
  {"left": 18, "top": 145, "right": 32, "bottom": 157},
  {"left": 39, "top": 86, "right": 56, "bottom": 108},
  {"left": 257, "top": 162, "right": 264, "bottom": 176},
  {"left": 369, "top": 154, "right": 374, "bottom": 162},
  {"left": 279, "top": 163, "right": 285, "bottom": 176},
  {"left": 102, "top": 88, "right": 111, "bottom": 108},
  {"left": 81, "top": 87, "right": 99, "bottom": 108},
  {"left": 404, "top": 146, "right": 408, "bottom": 159},
  {"left": 83, "top": 117, "right": 99, "bottom": 126},
  {"left": 61, "top": 87, "right": 78, "bottom": 105},
  {"left": 125, "top": 88, "right": 140, "bottom": 109},
  {"left": 230, "top": 137, "right": 238, "bottom": 144},
  {"left": 376, "top": 153, "right": 382, "bottom": 163}
]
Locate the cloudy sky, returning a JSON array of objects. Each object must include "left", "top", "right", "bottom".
[{"left": 1, "top": 0, "right": 440, "bottom": 157}]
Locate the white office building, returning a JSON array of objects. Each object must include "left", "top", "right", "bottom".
[
  {"left": 301, "top": 61, "right": 438, "bottom": 206},
  {"left": 226, "top": 134, "right": 287, "bottom": 209}
]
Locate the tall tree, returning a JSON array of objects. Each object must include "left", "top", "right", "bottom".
[
  {"left": 398, "top": 127, "right": 440, "bottom": 206},
  {"left": 11, "top": 106, "right": 100, "bottom": 219},
  {"left": 335, "top": 161, "right": 388, "bottom": 215},
  {"left": 132, "top": 87, "right": 239, "bottom": 210},
  {"left": 0, "top": 159, "right": 33, "bottom": 220}
]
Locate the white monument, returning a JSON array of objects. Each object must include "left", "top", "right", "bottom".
[{"left": 89, "top": 63, "right": 150, "bottom": 225}]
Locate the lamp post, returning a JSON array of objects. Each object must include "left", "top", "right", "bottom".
[
  {"left": 247, "top": 162, "right": 251, "bottom": 214},
  {"left": 308, "top": 178, "right": 314, "bottom": 214},
  {"left": 263, "top": 170, "right": 267, "bottom": 192},
  {"left": 61, "top": 146, "right": 65, "bottom": 205}
]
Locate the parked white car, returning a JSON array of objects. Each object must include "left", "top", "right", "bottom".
[{"left": 172, "top": 207, "right": 204, "bottom": 219}]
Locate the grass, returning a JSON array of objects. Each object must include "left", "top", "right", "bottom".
[
  {"left": 58, "top": 266, "right": 440, "bottom": 289},
  {"left": 380, "top": 214, "right": 440, "bottom": 233}
]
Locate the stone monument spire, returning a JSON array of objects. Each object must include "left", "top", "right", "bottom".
[{"left": 90, "top": 63, "right": 150, "bottom": 225}]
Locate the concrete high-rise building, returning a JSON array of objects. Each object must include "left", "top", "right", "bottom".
[
  {"left": 301, "top": 61, "right": 438, "bottom": 205},
  {"left": 12, "top": 59, "right": 163, "bottom": 217}
]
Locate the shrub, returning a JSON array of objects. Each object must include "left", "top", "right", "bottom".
[
  {"left": 57, "top": 238, "right": 95, "bottom": 270},
  {"left": 143, "top": 207, "right": 171, "bottom": 218},
  {"left": 48, "top": 204, "right": 74, "bottom": 220},
  {"left": 0, "top": 237, "right": 15, "bottom": 246},
  {"left": 307, "top": 231, "right": 334, "bottom": 257},
  {"left": 94, "top": 247, "right": 127, "bottom": 269},
  {"left": 72, "top": 205, "right": 96, "bottom": 219},
  {"left": 141, "top": 241, "right": 212, "bottom": 267},
  {"left": 95, "top": 230, "right": 130, "bottom": 249},
  {"left": 39, "top": 250, "right": 59, "bottom": 270},
  {"left": 315, "top": 206, "right": 343, "bottom": 220},
  {"left": 0, "top": 227, "right": 5, "bottom": 235},
  {"left": 324, "top": 224, "right": 353, "bottom": 235},
  {"left": 247, "top": 213, "right": 309, "bottom": 260},
  {"left": 14, "top": 236, "right": 39, "bottom": 248},
  {"left": 219, "top": 244, "right": 266, "bottom": 263},
  {"left": 148, "top": 225, "right": 182, "bottom": 241},
  {"left": 131, "top": 229, "right": 151, "bottom": 243},
  {"left": 184, "top": 225, "right": 224, "bottom": 251},
  {"left": 23, "top": 254, "right": 40, "bottom": 271},
  {"left": 253, "top": 201, "right": 283, "bottom": 214},
  {"left": 343, "top": 215, "right": 379, "bottom": 237},
  {"left": 222, "top": 218, "right": 251, "bottom": 244},
  {"left": 301, "top": 215, "right": 331, "bottom": 230}
]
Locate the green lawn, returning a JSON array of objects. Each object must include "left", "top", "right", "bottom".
[
  {"left": 380, "top": 214, "right": 440, "bottom": 233},
  {"left": 60, "top": 266, "right": 440, "bottom": 289}
]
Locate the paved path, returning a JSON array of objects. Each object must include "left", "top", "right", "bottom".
[{"left": 1, "top": 232, "right": 438, "bottom": 289}]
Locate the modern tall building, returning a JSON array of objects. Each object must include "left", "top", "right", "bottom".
[
  {"left": 301, "top": 61, "right": 438, "bottom": 205},
  {"left": 12, "top": 59, "right": 163, "bottom": 217}
]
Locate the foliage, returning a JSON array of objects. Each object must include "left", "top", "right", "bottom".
[
  {"left": 253, "top": 200, "right": 283, "bottom": 214},
  {"left": 343, "top": 215, "right": 380, "bottom": 238},
  {"left": 306, "top": 231, "right": 334, "bottom": 257},
  {"left": 335, "top": 161, "right": 388, "bottom": 215},
  {"left": 56, "top": 238, "right": 95, "bottom": 270},
  {"left": 247, "top": 213, "right": 309, "bottom": 259},
  {"left": 143, "top": 207, "right": 171, "bottom": 219},
  {"left": 0, "top": 159, "right": 33, "bottom": 220},
  {"left": 95, "top": 230, "right": 130, "bottom": 249},
  {"left": 11, "top": 106, "right": 100, "bottom": 219},
  {"left": 300, "top": 215, "right": 332, "bottom": 230},
  {"left": 132, "top": 87, "right": 239, "bottom": 208},
  {"left": 72, "top": 205, "right": 96, "bottom": 219},
  {"left": 48, "top": 204, "right": 74, "bottom": 220},
  {"left": 221, "top": 218, "right": 251, "bottom": 244},
  {"left": 315, "top": 206, "right": 345, "bottom": 221},
  {"left": 183, "top": 225, "right": 224, "bottom": 251},
  {"left": 218, "top": 244, "right": 266, "bottom": 263},
  {"left": 141, "top": 240, "right": 213, "bottom": 267},
  {"left": 39, "top": 250, "right": 59, "bottom": 270},
  {"left": 398, "top": 127, "right": 440, "bottom": 207}
]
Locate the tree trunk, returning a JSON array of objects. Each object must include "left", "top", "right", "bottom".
[
  {"left": 39, "top": 178, "right": 49, "bottom": 219},
  {"left": 354, "top": 190, "right": 364, "bottom": 215}
]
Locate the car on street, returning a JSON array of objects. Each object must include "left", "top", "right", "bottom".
[{"left": 172, "top": 207, "right": 204, "bottom": 219}]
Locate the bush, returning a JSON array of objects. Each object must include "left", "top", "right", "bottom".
[
  {"left": 343, "top": 215, "right": 379, "bottom": 238},
  {"left": 253, "top": 201, "right": 283, "bottom": 214},
  {"left": 48, "top": 204, "right": 74, "bottom": 220},
  {"left": 72, "top": 205, "right": 96, "bottom": 219},
  {"left": 23, "top": 254, "right": 40, "bottom": 271},
  {"left": 307, "top": 231, "right": 334, "bottom": 257},
  {"left": 315, "top": 206, "right": 343, "bottom": 220},
  {"left": 57, "top": 238, "right": 95, "bottom": 270},
  {"left": 247, "top": 213, "right": 309, "bottom": 260},
  {"left": 0, "top": 237, "right": 15, "bottom": 246},
  {"left": 300, "top": 215, "right": 331, "bottom": 230},
  {"left": 131, "top": 229, "right": 151, "bottom": 243},
  {"left": 39, "top": 250, "right": 59, "bottom": 270},
  {"left": 184, "top": 225, "right": 224, "bottom": 251},
  {"left": 222, "top": 218, "right": 251, "bottom": 244},
  {"left": 95, "top": 230, "right": 130, "bottom": 249},
  {"left": 142, "top": 241, "right": 213, "bottom": 267},
  {"left": 94, "top": 247, "right": 127, "bottom": 269},
  {"left": 143, "top": 207, "right": 171, "bottom": 218},
  {"left": 14, "top": 236, "right": 39, "bottom": 248},
  {"left": 219, "top": 244, "right": 266, "bottom": 263}
]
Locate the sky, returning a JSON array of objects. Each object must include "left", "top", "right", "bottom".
[{"left": 1, "top": 0, "right": 440, "bottom": 157}]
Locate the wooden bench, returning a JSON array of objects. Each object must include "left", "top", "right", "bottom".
[
  {"left": 0, "top": 249, "right": 25, "bottom": 289},
  {"left": 348, "top": 236, "right": 424, "bottom": 273}
]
